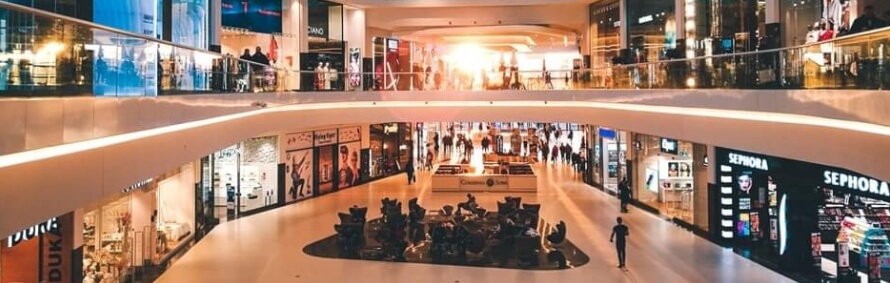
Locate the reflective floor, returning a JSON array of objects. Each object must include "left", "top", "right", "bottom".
[{"left": 155, "top": 165, "right": 796, "bottom": 283}]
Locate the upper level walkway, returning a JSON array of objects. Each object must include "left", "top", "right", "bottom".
[{"left": 2, "top": 0, "right": 890, "bottom": 239}]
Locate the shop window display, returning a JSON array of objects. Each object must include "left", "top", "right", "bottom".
[
  {"left": 370, "top": 123, "right": 406, "bottom": 178},
  {"left": 83, "top": 198, "right": 133, "bottom": 283},
  {"left": 83, "top": 164, "right": 197, "bottom": 283},
  {"left": 597, "top": 128, "right": 626, "bottom": 193},
  {"left": 633, "top": 134, "right": 695, "bottom": 223},
  {"left": 212, "top": 136, "right": 280, "bottom": 215},
  {"left": 716, "top": 147, "right": 890, "bottom": 281}
]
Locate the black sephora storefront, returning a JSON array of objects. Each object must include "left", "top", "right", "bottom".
[{"left": 715, "top": 147, "right": 890, "bottom": 282}]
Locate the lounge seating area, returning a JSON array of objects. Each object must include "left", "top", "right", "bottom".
[{"left": 303, "top": 195, "right": 590, "bottom": 270}]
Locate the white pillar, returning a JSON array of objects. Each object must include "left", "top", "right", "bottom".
[
  {"left": 675, "top": 0, "right": 686, "bottom": 40},
  {"left": 765, "top": 0, "right": 779, "bottom": 24},
  {"left": 300, "top": 0, "right": 309, "bottom": 53},
  {"left": 210, "top": 0, "right": 222, "bottom": 49}
]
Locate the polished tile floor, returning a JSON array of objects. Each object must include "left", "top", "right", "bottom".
[{"left": 155, "top": 165, "right": 796, "bottom": 283}]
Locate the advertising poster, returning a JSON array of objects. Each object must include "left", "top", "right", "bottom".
[
  {"left": 337, "top": 142, "right": 362, "bottom": 189},
  {"left": 660, "top": 160, "right": 692, "bottom": 179},
  {"left": 285, "top": 149, "right": 314, "bottom": 202},
  {"left": 317, "top": 145, "right": 336, "bottom": 195},
  {"left": 811, "top": 232, "right": 822, "bottom": 268},
  {"left": 349, "top": 48, "right": 361, "bottom": 90}
]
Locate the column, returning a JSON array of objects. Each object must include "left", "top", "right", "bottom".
[
  {"left": 210, "top": 0, "right": 221, "bottom": 52},
  {"left": 619, "top": 0, "right": 628, "bottom": 50},
  {"left": 765, "top": 0, "right": 781, "bottom": 48}
]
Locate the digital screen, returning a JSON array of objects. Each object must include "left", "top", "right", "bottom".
[{"left": 221, "top": 0, "right": 282, "bottom": 34}]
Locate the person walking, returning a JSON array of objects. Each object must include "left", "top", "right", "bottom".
[
  {"left": 610, "top": 217, "right": 630, "bottom": 268},
  {"left": 618, "top": 178, "right": 631, "bottom": 213},
  {"left": 406, "top": 159, "right": 417, "bottom": 185}
]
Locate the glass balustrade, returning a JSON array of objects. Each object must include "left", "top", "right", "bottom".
[
  {"left": 2, "top": 0, "right": 890, "bottom": 97},
  {"left": 0, "top": 1, "right": 294, "bottom": 97}
]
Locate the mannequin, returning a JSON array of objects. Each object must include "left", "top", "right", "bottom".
[
  {"left": 323, "top": 62, "right": 331, "bottom": 90},
  {"left": 315, "top": 62, "right": 324, "bottom": 90}
]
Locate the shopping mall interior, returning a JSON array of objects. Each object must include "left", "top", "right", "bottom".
[{"left": 2, "top": 0, "right": 890, "bottom": 282}]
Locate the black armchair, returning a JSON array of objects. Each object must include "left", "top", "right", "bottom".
[
  {"left": 522, "top": 203, "right": 541, "bottom": 214},
  {"left": 349, "top": 206, "right": 368, "bottom": 223},
  {"left": 408, "top": 197, "right": 419, "bottom": 211},
  {"left": 546, "top": 221, "right": 566, "bottom": 245},
  {"left": 516, "top": 235, "right": 541, "bottom": 267},
  {"left": 440, "top": 205, "right": 454, "bottom": 216}
]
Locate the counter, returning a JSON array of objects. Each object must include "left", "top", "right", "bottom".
[{"left": 431, "top": 164, "right": 537, "bottom": 192}]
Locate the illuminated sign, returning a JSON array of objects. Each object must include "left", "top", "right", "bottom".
[
  {"left": 308, "top": 26, "right": 325, "bottom": 37},
  {"left": 660, "top": 138, "right": 678, "bottom": 155},
  {"left": 122, "top": 178, "right": 153, "bottom": 193},
  {"left": 824, "top": 170, "right": 890, "bottom": 198},
  {"left": 727, "top": 153, "right": 768, "bottom": 171},
  {"left": 638, "top": 15, "right": 654, "bottom": 24},
  {"left": 7, "top": 218, "right": 58, "bottom": 248}
]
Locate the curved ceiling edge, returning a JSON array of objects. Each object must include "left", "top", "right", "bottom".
[{"left": 0, "top": 100, "right": 888, "bottom": 237}]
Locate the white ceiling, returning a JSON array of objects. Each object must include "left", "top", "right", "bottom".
[
  {"left": 393, "top": 25, "right": 579, "bottom": 53},
  {"left": 365, "top": 3, "right": 588, "bottom": 52}
]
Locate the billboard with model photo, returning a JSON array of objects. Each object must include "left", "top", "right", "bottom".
[
  {"left": 337, "top": 142, "right": 361, "bottom": 189},
  {"left": 285, "top": 149, "right": 314, "bottom": 203}
]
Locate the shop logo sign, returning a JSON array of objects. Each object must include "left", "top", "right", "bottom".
[
  {"left": 728, "top": 153, "right": 768, "bottom": 171},
  {"left": 308, "top": 26, "right": 325, "bottom": 37},
  {"left": 122, "top": 178, "right": 153, "bottom": 193},
  {"left": 314, "top": 130, "right": 338, "bottom": 146},
  {"left": 824, "top": 170, "right": 890, "bottom": 197},
  {"left": 660, "top": 138, "right": 678, "bottom": 154},
  {"left": 7, "top": 218, "right": 58, "bottom": 248}
]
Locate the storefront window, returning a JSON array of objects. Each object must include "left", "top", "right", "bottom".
[
  {"left": 370, "top": 123, "right": 404, "bottom": 178},
  {"left": 598, "top": 127, "right": 626, "bottom": 193},
  {"left": 212, "top": 136, "right": 279, "bottom": 217},
  {"left": 715, "top": 147, "right": 890, "bottom": 281},
  {"left": 626, "top": 0, "right": 676, "bottom": 62},
  {"left": 83, "top": 163, "right": 197, "bottom": 282},
  {"left": 84, "top": 197, "right": 133, "bottom": 282},
  {"left": 302, "top": 0, "right": 345, "bottom": 91},
  {"left": 589, "top": 0, "right": 621, "bottom": 85},
  {"left": 172, "top": 0, "right": 209, "bottom": 49},
  {"left": 632, "top": 134, "right": 695, "bottom": 223}
]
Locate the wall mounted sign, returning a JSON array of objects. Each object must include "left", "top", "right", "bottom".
[
  {"left": 314, "top": 129, "right": 339, "bottom": 147},
  {"left": 338, "top": 127, "right": 361, "bottom": 143},
  {"left": 285, "top": 131, "right": 314, "bottom": 151},
  {"left": 7, "top": 218, "right": 58, "bottom": 248},
  {"left": 824, "top": 170, "right": 890, "bottom": 198},
  {"left": 660, "top": 138, "right": 678, "bottom": 155},
  {"left": 308, "top": 26, "right": 325, "bottom": 37},
  {"left": 122, "top": 178, "right": 154, "bottom": 193}
]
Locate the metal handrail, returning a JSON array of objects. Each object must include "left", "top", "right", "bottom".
[
  {"left": 0, "top": 0, "right": 282, "bottom": 71},
  {"left": 591, "top": 25, "right": 890, "bottom": 70}
]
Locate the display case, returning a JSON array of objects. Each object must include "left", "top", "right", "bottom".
[{"left": 839, "top": 217, "right": 890, "bottom": 269}]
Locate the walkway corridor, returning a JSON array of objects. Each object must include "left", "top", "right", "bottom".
[{"left": 156, "top": 164, "right": 795, "bottom": 283}]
